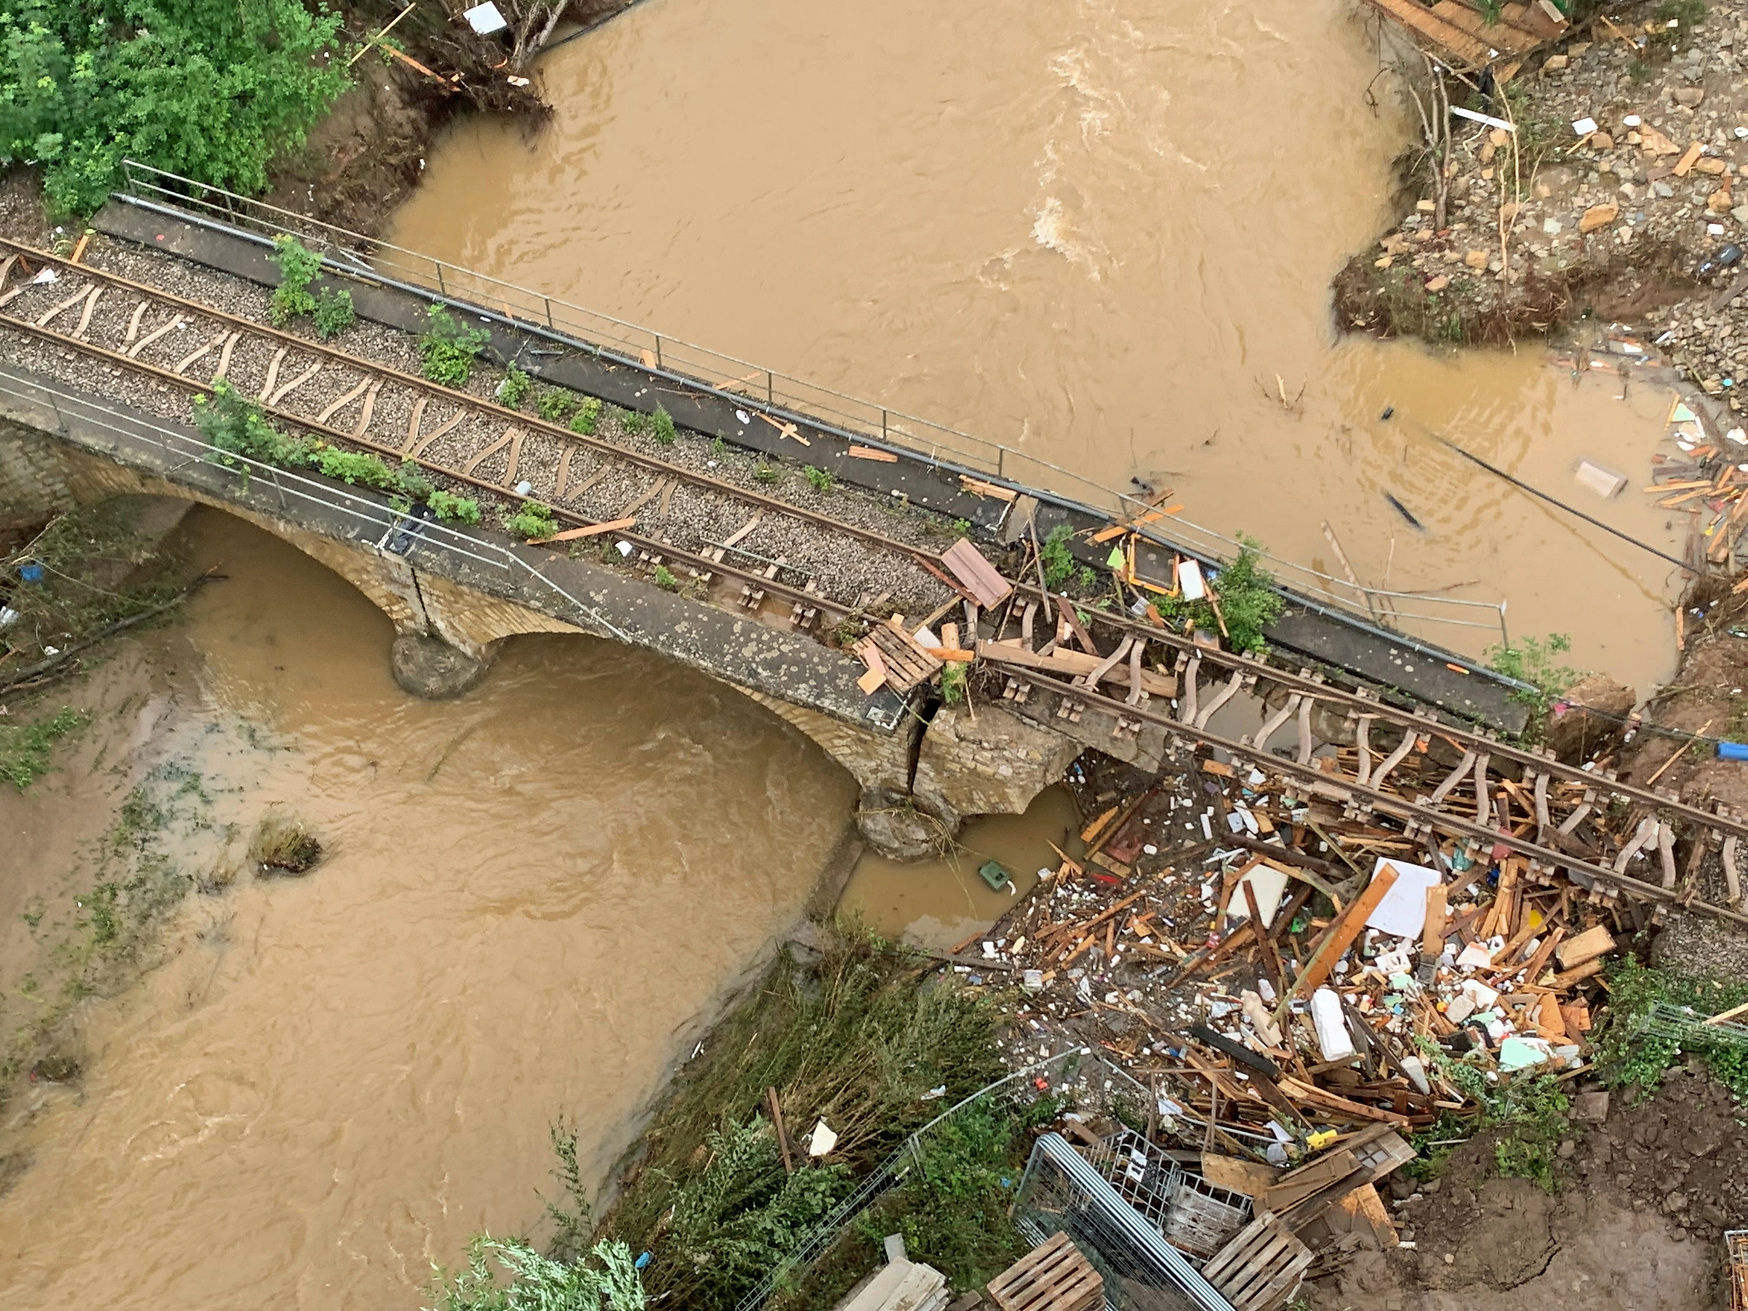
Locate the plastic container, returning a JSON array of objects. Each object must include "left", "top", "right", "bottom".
[
  {"left": 1310, "top": 987, "right": 1356, "bottom": 1063},
  {"left": 1719, "top": 741, "right": 1748, "bottom": 762}
]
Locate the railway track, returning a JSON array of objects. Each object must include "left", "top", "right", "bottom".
[
  {"left": 7, "top": 236, "right": 1743, "bottom": 922},
  {"left": 978, "top": 583, "right": 1748, "bottom": 926},
  {"left": 0, "top": 238, "right": 959, "bottom": 634}
]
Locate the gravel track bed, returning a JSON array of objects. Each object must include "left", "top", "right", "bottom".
[{"left": 1, "top": 215, "right": 961, "bottom": 615}]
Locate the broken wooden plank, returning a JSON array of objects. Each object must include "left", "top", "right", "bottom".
[
  {"left": 942, "top": 538, "right": 1014, "bottom": 608},
  {"left": 526, "top": 517, "right": 637, "bottom": 545}
]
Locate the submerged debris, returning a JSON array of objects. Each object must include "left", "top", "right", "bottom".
[{"left": 248, "top": 815, "right": 323, "bottom": 875}]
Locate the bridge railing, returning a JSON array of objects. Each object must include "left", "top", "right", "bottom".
[
  {"left": 109, "top": 161, "right": 1510, "bottom": 649},
  {"left": 0, "top": 363, "right": 632, "bottom": 643}
]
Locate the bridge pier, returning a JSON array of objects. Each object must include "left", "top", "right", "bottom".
[{"left": 390, "top": 632, "right": 495, "bottom": 699}]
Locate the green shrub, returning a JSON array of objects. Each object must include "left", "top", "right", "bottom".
[
  {"left": 804, "top": 465, "right": 834, "bottom": 493},
  {"left": 315, "top": 447, "right": 395, "bottom": 490},
  {"left": 1040, "top": 523, "right": 1078, "bottom": 590},
  {"left": 1485, "top": 634, "right": 1582, "bottom": 742},
  {"left": 428, "top": 490, "right": 481, "bottom": 525},
  {"left": 193, "top": 380, "right": 313, "bottom": 469},
  {"left": 312, "top": 287, "right": 355, "bottom": 340},
  {"left": 537, "top": 389, "right": 578, "bottom": 422},
  {"left": 1204, "top": 536, "right": 1284, "bottom": 655},
  {"left": 420, "top": 306, "right": 491, "bottom": 387},
  {"left": 496, "top": 364, "right": 532, "bottom": 409},
  {"left": 653, "top": 564, "right": 678, "bottom": 591},
  {"left": 1589, "top": 957, "right": 1748, "bottom": 1100},
  {"left": 428, "top": 1236, "right": 646, "bottom": 1311},
  {"left": 0, "top": 0, "right": 348, "bottom": 216},
  {"left": 502, "top": 501, "right": 557, "bottom": 540},
  {"left": 394, "top": 459, "right": 434, "bottom": 504},
  {"left": 620, "top": 407, "right": 652, "bottom": 436},
  {"left": 753, "top": 459, "right": 780, "bottom": 485},
  {"left": 652, "top": 404, "right": 677, "bottom": 445},
  {"left": 603, "top": 934, "right": 1007, "bottom": 1310},
  {"left": 570, "top": 397, "right": 602, "bottom": 436},
  {"left": 268, "top": 234, "right": 321, "bottom": 326},
  {"left": 939, "top": 662, "right": 966, "bottom": 705}
]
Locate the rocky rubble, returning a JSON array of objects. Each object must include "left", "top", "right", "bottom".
[{"left": 1337, "top": 0, "right": 1748, "bottom": 377}]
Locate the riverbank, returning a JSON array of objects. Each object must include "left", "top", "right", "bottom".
[
  {"left": 1335, "top": 0, "right": 1748, "bottom": 374},
  {"left": 586, "top": 569, "right": 1748, "bottom": 1307}
]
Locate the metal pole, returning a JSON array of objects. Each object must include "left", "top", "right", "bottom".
[
  {"left": 882, "top": 408, "right": 888, "bottom": 442},
  {"left": 1497, "top": 599, "right": 1510, "bottom": 651},
  {"left": 768, "top": 372, "right": 775, "bottom": 406},
  {"left": 544, "top": 296, "right": 554, "bottom": 330},
  {"left": 654, "top": 334, "right": 663, "bottom": 369}
]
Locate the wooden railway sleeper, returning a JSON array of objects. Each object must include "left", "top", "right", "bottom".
[{"left": 1369, "top": 730, "right": 1416, "bottom": 794}]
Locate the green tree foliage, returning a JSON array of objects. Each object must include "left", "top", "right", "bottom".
[
  {"left": 426, "top": 1236, "right": 645, "bottom": 1311},
  {"left": 0, "top": 0, "right": 348, "bottom": 215}
]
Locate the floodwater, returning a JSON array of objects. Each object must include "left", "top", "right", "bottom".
[
  {"left": 0, "top": 507, "right": 856, "bottom": 1309},
  {"left": 392, "top": 0, "right": 1691, "bottom": 694},
  {"left": 840, "top": 786, "right": 1081, "bottom": 950}
]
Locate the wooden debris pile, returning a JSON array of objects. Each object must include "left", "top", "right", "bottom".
[
  {"left": 1360, "top": 0, "right": 1568, "bottom": 76},
  {"left": 971, "top": 741, "right": 1640, "bottom": 1268},
  {"left": 1646, "top": 394, "right": 1748, "bottom": 571}
]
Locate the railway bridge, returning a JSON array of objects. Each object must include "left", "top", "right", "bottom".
[{"left": 19, "top": 182, "right": 1703, "bottom": 889}]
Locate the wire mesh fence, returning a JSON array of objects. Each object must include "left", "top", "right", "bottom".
[
  {"left": 729, "top": 1048, "right": 1087, "bottom": 1311},
  {"left": 109, "top": 160, "right": 1513, "bottom": 649},
  {"left": 1634, "top": 1002, "right": 1748, "bottom": 1051}
]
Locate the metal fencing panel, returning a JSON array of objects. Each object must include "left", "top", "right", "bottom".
[{"left": 1012, "top": 1133, "right": 1235, "bottom": 1311}]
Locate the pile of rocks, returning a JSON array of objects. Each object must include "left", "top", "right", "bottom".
[{"left": 1338, "top": 0, "right": 1748, "bottom": 378}]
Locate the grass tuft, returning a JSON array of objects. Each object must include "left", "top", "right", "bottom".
[{"left": 248, "top": 815, "right": 322, "bottom": 875}]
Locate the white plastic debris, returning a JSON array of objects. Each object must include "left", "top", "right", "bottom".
[
  {"left": 615, "top": 540, "right": 634, "bottom": 557},
  {"left": 807, "top": 1119, "right": 838, "bottom": 1156},
  {"left": 1573, "top": 460, "right": 1627, "bottom": 498},
  {"left": 30, "top": 268, "right": 56, "bottom": 285},
  {"left": 1177, "top": 558, "right": 1206, "bottom": 601},
  {"left": 463, "top": 1, "right": 508, "bottom": 34},
  {"left": 1572, "top": 116, "right": 1599, "bottom": 136},
  {"left": 1310, "top": 987, "right": 1356, "bottom": 1062}
]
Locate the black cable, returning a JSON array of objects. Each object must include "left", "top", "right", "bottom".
[{"left": 1383, "top": 406, "right": 1698, "bottom": 574}]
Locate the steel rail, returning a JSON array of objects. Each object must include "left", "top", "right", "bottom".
[
  {"left": 0, "top": 238, "right": 959, "bottom": 577},
  {"left": 997, "top": 578, "right": 1748, "bottom": 843},
  {"left": 998, "top": 666, "right": 1748, "bottom": 926},
  {"left": 0, "top": 310, "right": 887, "bottom": 632}
]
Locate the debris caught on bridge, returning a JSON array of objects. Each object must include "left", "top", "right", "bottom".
[{"left": 927, "top": 700, "right": 1724, "bottom": 1278}]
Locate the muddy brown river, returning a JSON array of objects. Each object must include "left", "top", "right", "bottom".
[
  {"left": 394, "top": 0, "right": 1689, "bottom": 694},
  {"left": 0, "top": 0, "right": 1707, "bottom": 1304},
  {"left": 0, "top": 508, "right": 854, "bottom": 1308}
]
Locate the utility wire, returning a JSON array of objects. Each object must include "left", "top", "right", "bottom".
[{"left": 1383, "top": 406, "right": 1697, "bottom": 574}]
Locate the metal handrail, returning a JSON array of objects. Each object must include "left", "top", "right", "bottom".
[
  {"left": 0, "top": 364, "right": 632, "bottom": 642},
  {"left": 110, "top": 160, "right": 1509, "bottom": 648}
]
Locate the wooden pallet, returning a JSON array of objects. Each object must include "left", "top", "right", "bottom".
[
  {"left": 1201, "top": 1211, "right": 1314, "bottom": 1311},
  {"left": 855, "top": 620, "right": 943, "bottom": 694},
  {"left": 985, "top": 1231, "right": 1102, "bottom": 1311}
]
